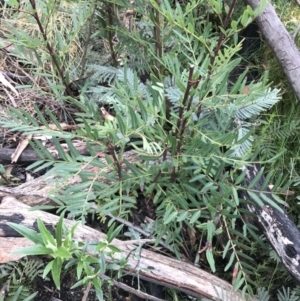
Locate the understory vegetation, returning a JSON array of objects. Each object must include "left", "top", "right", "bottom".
[{"left": 1, "top": 0, "right": 300, "bottom": 300}]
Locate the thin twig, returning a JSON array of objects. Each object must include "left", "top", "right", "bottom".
[
  {"left": 292, "top": 24, "right": 300, "bottom": 40},
  {"left": 79, "top": 5, "right": 96, "bottom": 80},
  {"left": 10, "top": 59, "right": 37, "bottom": 86},
  {"left": 114, "top": 238, "right": 156, "bottom": 245},
  {"left": 210, "top": 0, "right": 237, "bottom": 66},
  {"left": 152, "top": 148, "right": 168, "bottom": 183},
  {"left": 99, "top": 273, "right": 165, "bottom": 301},
  {"left": 106, "top": 212, "right": 176, "bottom": 254},
  {"left": 107, "top": 141, "right": 122, "bottom": 181},
  {"left": 171, "top": 65, "right": 197, "bottom": 180},
  {"left": 81, "top": 281, "right": 92, "bottom": 301},
  {"left": 106, "top": 4, "right": 118, "bottom": 67},
  {"left": 174, "top": 65, "right": 195, "bottom": 139},
  {"left": 28, "top": 0, "right": 73, "bottom": 96},
  {"left": 153, "top": 0, "right": 163, "bottom": 78}
]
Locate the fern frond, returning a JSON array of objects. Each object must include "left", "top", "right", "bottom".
[
  {"left": 235, "top": 88, "right": 281, "bottom": 120},
  {"left": 116, "top": 67, "right": 149, "bottom": 97},
  {"left": 277, "top": 287, "right": 298, "bottom": 301},
  {"left": 0, "top": 257, "right": 43, "bottom": 301},
  {"left": 268, "top": 119, "right": 300, "bottom": 140},
  {"left": 256, "top": 287, "right": 271, "bottom": 301},
  {"left": 89, "top": 65, "right": 119, "bottom": 84},
  {"left": 230, "top": 126, "right": 254, "bottom": 157}
]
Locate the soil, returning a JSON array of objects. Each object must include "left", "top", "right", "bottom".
[
  {"left": 34, "top": 272, "right": 98, "bottom": 301},
  {"left": 33, "top": 272, "right": 164, "bottom": 301}
]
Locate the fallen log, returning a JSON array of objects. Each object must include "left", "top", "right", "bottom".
[
  {"left": 0, "top": 174, "right": 57, "bottom": 206},
  {"left": 1, "top": 150, "right": 300, "bottom": 286},
  {"left": 0, "top": 147, "right": 40, "bottom": 164},
  {"left": 244, "top": 0, "right": 300, "bottom": 101},
  {"left": 0, "top": 196, "right": 253, "bottom": 301},
  {"left": 0, "top": 148, "right": 139, "bottom": 206},
  {"left": 0, "top": 140, "right": 90, "bottom": 164},
  {"left": 240, "top": 164, "right": 300, "bottom": 283}
]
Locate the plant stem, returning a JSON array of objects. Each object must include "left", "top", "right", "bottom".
[
  {"left": 107, "top": 141, "right": 122, "bottom": 181},
  {"left": 175, "top": 65, "right": 200, "bottom": 152},
  {"left": 153, "top": 0, "right": 163, "bottom": 79},
  {"left": 210, "top": 0, "right": 237, "bottom": 66},
  {"left": 171, "top": 65, "right": 200, "bottom": 181},
  {"left": 29, "top": 0, "right": 74, "bottom": 97},
  {"left": 106, "top": 4, "right": 118, "bottom": 68},
  {"left": 79, "top": 4, "right": 96, "bottom": 80}
]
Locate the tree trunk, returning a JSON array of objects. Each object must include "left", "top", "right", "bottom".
[{"left": 244, "top": 0, "right": 300, "bottom": 100}]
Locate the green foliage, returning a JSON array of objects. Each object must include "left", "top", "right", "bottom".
[
  {"left": 8, "top": 215, "right": 127, "bottom": 300},
  {"left": 0, "top": 0, "right": 297, "bottom": 299},
  {"left": 2, "top": 0, "right": 95, "bottom": 98},
  {"left": 277, "top": 287, "right": 299, "bottom": 301},
  {"left": 0, "top": 258, "right": 42, "bottom": 301},
  {"left": 8, "top": 215, "right": 78, "bottom": 290}
]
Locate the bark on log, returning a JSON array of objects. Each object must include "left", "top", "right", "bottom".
[
  {"left": 240, "top": 164, "right": 300, "bottom": 283},
  {"left": 0, "top": 147, "right": 40, "bottom": 164},
  {"left": 0, "top": 174, "right": 57, "bottom": 206},
  {"left": 0, "top": 197, "right": 253, "bottom": 301},
  {"left": 0, "top": 141, "right": 90, "bottom": 164},
  {"left": 244, "top": 0, "right": 300, "bottom": 100},
  {"left": 0, "top": 149, "right": 140, "bottom": 206}
]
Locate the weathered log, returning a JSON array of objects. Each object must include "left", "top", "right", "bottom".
[
  {"left": 244, "top": 0, "right": 300, "bottom": 101},
  {"left": 0, "top": 197, "right": 253, "bottom": 301},
  {"left": 0, "top": 140, "right": 90, "bottom": 164},
  {"left": 0, "top": 147, "right": 39, "bottom": 164},
  {"left": 240, "top": 164, "right": 300, "bottom": 283},
  {"left": 0, "top": 149, "right": 140, "bottom": 206}
]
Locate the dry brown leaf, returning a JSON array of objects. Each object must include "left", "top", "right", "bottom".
[
  {"left": 40, "top": 123, "right": 77, "bottom": 131},
  {"left": 101, "top": 107, "right": 115, "bottom": 121},
  {"left": 25, "top": 172, "right": 35, "bottom": 182},
  {"left": 11, "top": 134, "right": 32, "bottom": 163},
  {"left": 0, "top": 71, "right": 19, "bottom": 96},
  {"left": 186, "top": 227, "right": 196, "bottom": 247},
  {"left": 242, "top": 86, "right": 249, "bottom": 94},
  {"left": 4, "top": 166, "right": 13, "bottom": 177},
  {"left": 3, "top": 87, "right": 17, "bottom": 107}
]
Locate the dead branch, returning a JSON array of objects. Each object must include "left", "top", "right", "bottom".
[{"left": 244, "top": 0, "right": 300, "bottom": 101}]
